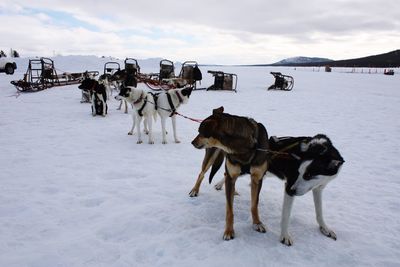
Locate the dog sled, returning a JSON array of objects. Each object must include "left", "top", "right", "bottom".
[
  {"left": 10, "top": 57, "right": 99, "bottom": 92},
  {"left": 384, "top": 69, "right": 394, "bottom": 75},
  {"left": 140, "top": 59, "right": 202, "bottom": 91},
  {"left": 268, "top": 72, "right": 294, "bottom": 91},
  {"left": 103, "top": 61, "right": 121, "bottom": 76},
  {"left": 206, "top": 70, "right": 237, "bottom": 92},
  {"left": 124, "top": 58, "right": 140, "bottom": 75}
]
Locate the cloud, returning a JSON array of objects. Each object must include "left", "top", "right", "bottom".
[{"left": 0, "top": 0, "right": 399, "bottom": 64}]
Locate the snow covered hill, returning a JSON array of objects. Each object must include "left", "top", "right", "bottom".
[
  {"left": 272, "top": 56, "right": 333, "bottom": 65},
  {"left": 0, "top": 56, "right": 399, "bottom": 267}
]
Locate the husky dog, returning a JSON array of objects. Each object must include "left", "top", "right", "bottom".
[
  {"left": 156, "top": 86, "right": 193, "bottom": 144},
  {"left": 115, "top": 86, "right": 157, "bottom": 144},
  {"left": 78, "top": 78, "right": 108, "bottom": 116},
  {"left": 111, "top": 69, "right": 138, "bottom": 113}
]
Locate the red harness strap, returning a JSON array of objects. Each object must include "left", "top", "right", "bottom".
[{"left": 133, "top": 92, "right": 144, "bottom": 105}]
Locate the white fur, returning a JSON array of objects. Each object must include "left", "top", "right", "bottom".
[
  {"left": 280, "top": 160, "right": 342, "bottom": 245},
  {"left": 117, "top": 88, "right": 157, "bottom": 144},
  {"left": 91, "top": 92, "right": 107, "bottom": 117},
  {"left": 98, "top": 77, "right": 113, "bottom": 100},
  {"left": 301, "top": 137, "right": 329, "bottom": 152},
  {"left": 290, "top": 160, "right": 339, "bottom": 196},
  {"left": 155, "top": 88, "right": 191, "bottom": 144}
]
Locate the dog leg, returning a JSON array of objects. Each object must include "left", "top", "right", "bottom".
[
  {"left": 189, "top": 148, "right": 220, "bottom": 197},
  {"left": 313, "top": 187, "right": 337, "bottom": 240},
  {"left": 171, "top": 115, "right": 180, "bottom": 143},
  {"left": 128, "top": 112, "right": 136, "bottom": 135},
  {"left": 161, "top": 117, "right": 168, "bottom": 144},
  {"left": 280, "top": 191, "right": 295, "bottom": 246},
  {"left": 214, "top": 176, "right": 225, "bottom": 191},
  {"left": 223, "top": 160, "right": 240, "bottom": 240},
  {"left": 250, "top": 165, "right": 267, "bottom": 233},
  {"left": 136, "top": 115, "right": 143, "bottom": 144},
  {"left": 91, "top": 95, "right": 96, "bottom": 116},
  {"left": 147, "top": 115, "right": 154, "bottom": 144},
  {"left": 215, "top": 175, "right": 240, "bottom": 195},
  {"left": 143, "top": 117, "right": 149, "bottom": 135},
  {"left": 117, "top": 100, "right": 122, "bottom": 110},
  {"left": 124, "top": 99, "right": 128, "bottom": 114},
  {"left": 97, "top": 93, "right": 106, "bottom": 117}
]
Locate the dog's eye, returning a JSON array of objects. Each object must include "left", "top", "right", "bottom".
[{"left": 303, "top": 172, "right": 312, "bottom": 180}]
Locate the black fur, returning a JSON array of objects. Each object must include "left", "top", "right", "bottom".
[{"left": 78, "top": 78, "right": 108, "bottom": 116}]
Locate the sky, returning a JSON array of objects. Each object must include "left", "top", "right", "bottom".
[{"left": 0, "top": 0, "right": 399, "bottom": 64}]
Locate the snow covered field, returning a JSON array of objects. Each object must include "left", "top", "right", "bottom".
[{"left": 0, "top": 56, "right": 399, "bottom": 267}]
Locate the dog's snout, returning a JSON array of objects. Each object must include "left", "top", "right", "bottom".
[{"left": 191, "top": 135, "right": 204, "bottom": 149}]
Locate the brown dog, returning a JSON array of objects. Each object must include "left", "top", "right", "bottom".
[{"left": 191, "top": 106, "right": 270, "bottom": 240}]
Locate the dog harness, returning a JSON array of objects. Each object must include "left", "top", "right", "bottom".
[
  {"left": 166, "top": 91, "right": 183, "bottom": 117},
  {"left": 134, "top": 92, "right": 148, "bottom": 117},
  {"left": 149, "top": 92, "right": 159, "bottom": 110}
]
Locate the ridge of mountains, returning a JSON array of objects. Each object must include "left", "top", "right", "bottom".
[{"left": 265, "top": 50, "right": 400, "bottom": 67}]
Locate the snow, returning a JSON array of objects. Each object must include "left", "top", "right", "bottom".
[{"left": 0, "top": 56, "right": 399, "bottom": 267}]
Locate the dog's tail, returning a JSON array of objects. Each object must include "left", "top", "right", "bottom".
[{"left": 209, "top": 150, "right": 225, "bottom": 184}]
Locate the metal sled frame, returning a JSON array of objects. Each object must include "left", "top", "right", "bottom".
[
  {"left": 177, "top": 61, "right": 201, "bottom": 89},
  {"left": 140, "top": 59, "right": 201, "bottom": 91},
  {"left": 124, "top": 58, "right": 140, "bottom": 75},
  {"left": 104, "top": 61, "right": 121, "bottom": 76},
  {"left": 10, "top": 57, "right": 98, "bottom": 92},
  {"left": 206, "top": 70, "right": 237, "bottom": 92},
  {"left": 268, "top": 72, "right": 294, "bottom": 91}
]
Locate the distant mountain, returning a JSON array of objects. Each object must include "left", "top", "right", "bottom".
[
  {"left": 272, "top": 56, "right": 333, "bottom": 66},
  {"left": 269, "top": 50, "right": 400, "bottom": 68}
]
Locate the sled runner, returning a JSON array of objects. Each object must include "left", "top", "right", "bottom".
[
  {"left": 268, "top": 72, "right": 294, "bottom": 91},
  {"left": 10, "top": 57, "right": 98, "bottom": 92}
]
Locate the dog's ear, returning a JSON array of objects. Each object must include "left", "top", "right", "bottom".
[
  {"left": 213, "top": 106, "right": 224, "bottom": 115},
  {"left": 181, "top": 86, "right": 193, "bottom": 97}
]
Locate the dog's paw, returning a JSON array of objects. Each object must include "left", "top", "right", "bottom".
[
  {"left": 280, "top": 234, "right": 293, "bottom": 246},
  {"left": 189, "top": 189, "right": 199, "bottom": 197},
  {"left": 320, "top": 226, "right": 337, "bottom": 240},
  {"left": 214, "top": 183, "right": 223, "bottom": 191},
  {"left": 148, "top": 140, "right": 154, "bottom": 145},
  {"left": 128, "top": 132, "right": 133, "bottom": 135},
  {"left": 252, "top": 223, "right": 267, "bottom": 233},
  {"left": 175, "top": 140, "right": 181, "bottom": 143},
  {"left": 162, "top": 140, "right": 168, "bottom": 144},
  {"left": 137, "top": 140, "right": 143, "bottom": 144},
  {"left": 223, "top": 230, "right": 235, "bottom": 241}
]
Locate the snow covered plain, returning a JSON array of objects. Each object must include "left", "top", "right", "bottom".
[{"left": 0, "top": 56, "right": 399, "bottom": 267}]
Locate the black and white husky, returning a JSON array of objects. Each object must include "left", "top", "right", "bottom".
[
  {"left": 115, "top": 86, "right": 157, "bottom": 144},
  {"left": 78, "top": 78, "right": 108, "bottom": 116},
  {"left": 155, "top": 86, "right": 193, "bottom": 144},
  {"left": 190, "top": 132, "right": 344, "bottom": 246}
]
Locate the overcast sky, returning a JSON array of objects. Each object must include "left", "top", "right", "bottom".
[{"left": 0, "top": 0, "right": 399, "bottom": 64}]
